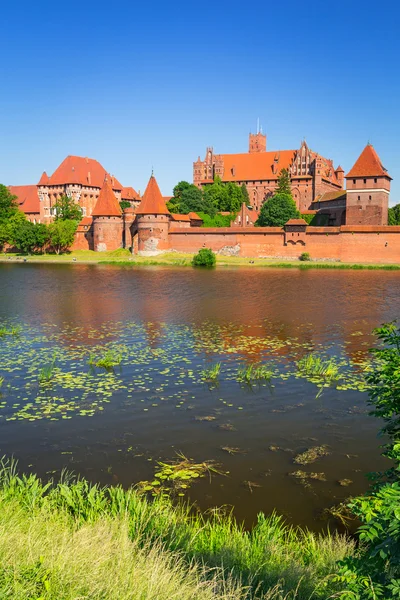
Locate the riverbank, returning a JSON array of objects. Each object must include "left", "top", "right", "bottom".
[
  {"left": 1, "top": 249, "right": 400, "bottom": 269},
  {"left": 0, "top": 458, "right": 352, "bottom": 599}
]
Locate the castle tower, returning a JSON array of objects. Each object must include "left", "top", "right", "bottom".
[
  {"left": 249, "top": 131, "right": 266, "bottom": 153},
  {"left": 345, "top": 144, "right": 391, "bottom": 226},
  {"left": 92, "top": 178, "right": 123, "bottom": 251},
  {"left": 335, "top": 165, "right": 345, "bottom": 188},
  {"left": 135, "top": 174, "right": 170, "bottom": 255}
]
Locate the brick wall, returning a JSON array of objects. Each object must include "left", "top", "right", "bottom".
[{"left": 168, "top": 226, "right": 400, "bottom": 263}]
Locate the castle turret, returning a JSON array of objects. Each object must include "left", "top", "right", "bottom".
[
  {"left": 92, "top": 178, "right": 123, "bottom": 251},
  {"left": 135, "top": 174, "right": 170, "bottom": 255},
  {"left": 335, "top": 165, "right": 345, "bottom": 187},
  {"left": 345, "top": 144, "right": 391, "bottom": 225}
]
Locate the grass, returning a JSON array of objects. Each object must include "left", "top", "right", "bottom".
[
  {"left": 0, "top": 324, "right": 21, "bottom": 337},
  {"left": 296, "top": 354, "right": 340, "bottom": 381},
  {"left": 201, "top": 362, "right": 221, "bottom": 382},
  {"left": 0, "top": 376, "right": 3, "bottom": 388},
  {"left": 38, "top": 353, "right": 57, "bottom": 384},
  {"left": 237, "top": 363, "right": 273, "bottom": 384},
  {"left": 0, "top": 457, "right": 354, "bottom": 599},
  {"left": 2, "top": 249, "right": 400, "bottom": 269}
]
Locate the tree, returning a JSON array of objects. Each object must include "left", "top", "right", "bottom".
[
  {"left": 203, "top": 177, "right": 229, "bottom": 212},
  {"left": 119, "top": 200, "right": 131, "bottom": 211},
  {"left": 241, "top": 183, "right": 250, "bottom": 205},
  {"left": 0, "top": 184, "right": 18, "bottom": 222},
  {"left": 388, "top": 204, "right": 400, "bottom": 225},
  {"left": 54, "top": 195, "right": 82, "bottom": 221},
  {"left": 335, "top": 323, "right": 400, "bottom": 598},
  {"left": 12, "top": 220, "right": 48, "bottom": 254},
  {"left": 256, "top": 194, "right": 300, "bottom": 227},
  {"left": 192, "top": 248, "right": 216, "bottom": 267},
  {"left": 276, "top": 168, "right": 292, "bottom": 196},
  {"left": 226, "top": 182, "right": 243, "bottom": 212},
  {"left": 48, "top": 220, "right": 78, "bottom": 254},
  {"left": 167, "top": 181, "right": 210, "bottom": 215}
]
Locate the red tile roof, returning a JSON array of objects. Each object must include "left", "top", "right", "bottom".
[
  {"left": 346, "top": 144, "right": 390, "bottom": 179},
  {"left": 285, "top": 218, "right": 308, "bottom": 225},
  {"left": 39, "top": 156, "right": 123, "bottom": 190},
  {"left": 92, "top": 178, "right": 122, "bottom": 217},
  {"left": 312, "top": 191, "right": 347, "bottom": 204},
  {"left": 9, "top": 185, "right": 40, "bottom": 214},
  {"left": 121, "top": 186, "right": 140, "bottom": 200},
  {"left": 38, "top": 171, "right": 49, "bottom": 185},
  {"left": 171, "top": 213, "right": 191, "bottom": 221},
  {"left": 218, "top": 150, "right": 297, "bottom": 182},
  {"left": 188, "top": 212, "right": 202, "bottom": 220},
  {"left": 136, "top": 175, "right": 170, "bottom": 215}
]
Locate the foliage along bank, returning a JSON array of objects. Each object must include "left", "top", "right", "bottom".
[{"left": 0, "top": 185, "right": 79, "bottom": 254}]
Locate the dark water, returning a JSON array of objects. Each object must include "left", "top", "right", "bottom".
[{"left": 0, "top": 263, "right": 399, "bottom": 530}]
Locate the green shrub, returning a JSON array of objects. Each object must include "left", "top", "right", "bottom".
[
  {"left": 192, "top": 248, "right": 216, "bottom": 267},
  {"left": 198, "top": 212, "right": 236, "bottom": 228},
  {"left": 299, "top": 252, "right": 311, "bottom": 261}
]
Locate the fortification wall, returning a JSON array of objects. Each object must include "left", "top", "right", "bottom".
[{"left": 168, "top": 226, "right": 400, "bottom": 263}]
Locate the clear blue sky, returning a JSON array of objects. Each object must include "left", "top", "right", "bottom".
[{"left": 1, "top": 0, "right": 399, "bottom": 202}]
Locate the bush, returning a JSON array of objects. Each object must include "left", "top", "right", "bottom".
[
  {"left": 192, "top": 248, "right": 216, "bottom": 267},
  {"left": 299, "top": 252, "right": 311, "bottom": 261},
  {"left": 198, "top": 212, "right": 236, "bottom": 228}
]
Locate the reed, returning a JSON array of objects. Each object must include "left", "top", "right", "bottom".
[
  {"left": 39, "top": 353, "right": 57, "bottom": 384},
  {"left": 296, "top": 354, "right": 340, "bottom": 381},
  {"left": 89, "top": 349, "right": 122, "bottom": 369},
  {"left": 200, "top": 362, "right": 221, "bottom": 381},
  {"left": 237, "top": 363, "right": 273, "bottom": 383}
]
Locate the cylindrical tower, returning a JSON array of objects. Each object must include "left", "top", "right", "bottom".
[
  {"left": 135, "top": 174, "right": 171, "bottom": 255},
  {"left": 92, "top": 178, "right": 123, "bottom": 251}
]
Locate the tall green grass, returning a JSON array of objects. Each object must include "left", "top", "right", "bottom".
[
  {"left": 0, "top": 458, "right": 353, "bottom": 599},
  {"left": 237, "top": 363, "right": 273, "bottom": 384}
]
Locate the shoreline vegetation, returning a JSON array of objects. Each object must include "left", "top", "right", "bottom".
[
  {"left": 1, "top": 249, "right": 400, "bottom": 270},
  {"left": 0, "top": 457, "right": 352, "bottom": 600}
]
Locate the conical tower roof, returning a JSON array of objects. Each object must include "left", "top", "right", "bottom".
[
  {"left": 38, "top": 171, "right": 49, "bottom": 185},
  {"left": 92, "top": 178, "right": 122, "bottom": 217},
  {"left": 346, "top": 144, "right": 391, "bottom": 179},
  {"left": 136, "top": 175, "right": 170, "bottom": 215}
]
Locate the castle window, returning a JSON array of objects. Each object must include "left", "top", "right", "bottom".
[
  {"left": 353, "top": 179, "right": 356, "bottom": 184},
  {"left": 374, "top": 178, "right": 377, "bottom": 183},
  {"left": 369, "top": 195, "right": 372, "bottom": 200},
  {"left": 358, "top": 196, "right": 361, "bottom": 201},
  {"left": 363, "top": 179, "right": 366, "bottom": 184}
]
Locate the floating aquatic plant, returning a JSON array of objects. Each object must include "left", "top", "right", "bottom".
[
  {"left": 89, "top": 349, "right": 122, "bottom": 369},
  {"left": 138, "top": 453, "right": 222, "bottom": 496},
  {"left": 289, "top": 471, "right": 327, "bottom": 487},
  {"left": 293, "top": 445, "right": 330, "bottom": 465}
]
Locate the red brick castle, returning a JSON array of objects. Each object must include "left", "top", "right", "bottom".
[{"left": 194, "top": 132, "right": 391, "bottom": 226}]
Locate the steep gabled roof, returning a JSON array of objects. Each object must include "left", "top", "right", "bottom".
[
  {"left": 285, "top": 218, "right": 308, "bottom": 225},
  {"left": 40, "top": 155, "right": 123, "bottom": 190},
  {"left": 217, "top": 150, "right": 297, "bottom": 182},
  {"left": 346, "top": 144, "right": 391, "bottom": 179},
  {"left": 9, "top": 185, "right": 40, "bottom": 214},
  {"left": 136, "top": 175, "right": 170, "bottom": 215},
  {"left": 121, "top": 186, "right": 140, "bottom": 201},
  {"left": 92, "top": 178, "right": 122, "bottom": 217}
]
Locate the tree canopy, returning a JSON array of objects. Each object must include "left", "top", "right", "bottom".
[
  {"left": 388, "top": 203, "right": 400, "bottom": 225},
  {"left": 54, "top": 195, "right": 82, "bottom": 221},
  {"left": 0, "top": 185, "right": 18, "bottom": 223},
  {"left": 275, "top": 168, "right": 292, "bottom": 196},
  {"left": 168, "top": 179, "right": 248, "bottom": 218},
  {"left": 47, "top": 220, "right": 78, "bottom": 254},
  {"left": 256, "top": 193, "right": 300, "bottom": 227}
]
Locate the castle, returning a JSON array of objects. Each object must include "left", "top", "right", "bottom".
[
  {"left": 194, "top": 133, "right": 390, "bottom": 226},
  {"left": 8, "top": 139, "right": 399, "bottom": 264},
  {"left": 9, "top": 155, "right": 141, "bottom": 223}
]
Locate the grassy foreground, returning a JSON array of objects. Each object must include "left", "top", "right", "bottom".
[
  {"left": 1, "top": 248, "right": 400, "bottom": 269},
  {"left": 0, "top": 459, "right": 353, "bottom": 599}
]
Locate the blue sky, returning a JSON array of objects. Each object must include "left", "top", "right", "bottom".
[{"left": 1, "top": 0, "right": 399, "bottom": 202}]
